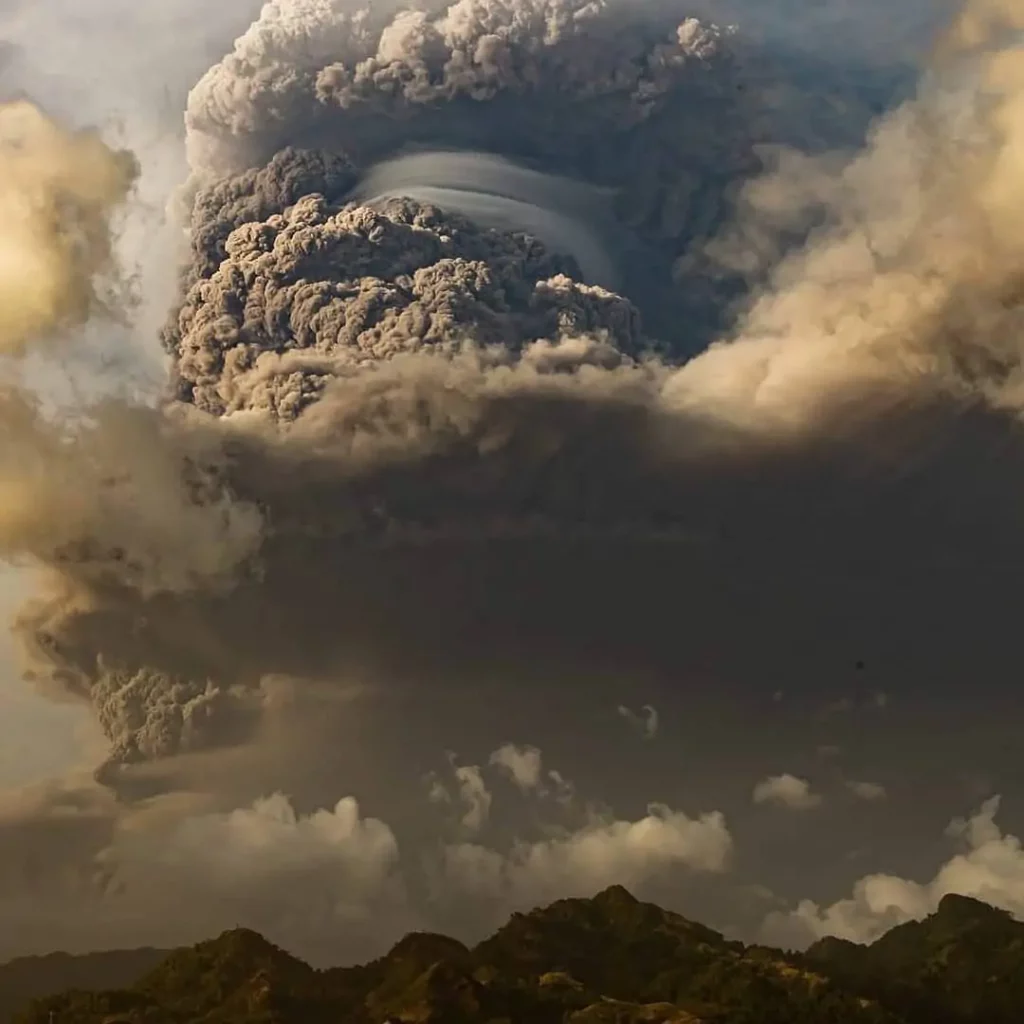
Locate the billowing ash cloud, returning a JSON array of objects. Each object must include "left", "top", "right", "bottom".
[
  {"left": 15, "top": 0, "right": 1024, "bottom": 786},
  {"left": 184, "top": 0, "right": 733, "bottom": 176},
  {"left": 0, "top": 100, "right": 261, "bottom": 772},
  {"left": 168, "top": 154, "right": 641, "bottom": 418},
  {"left": 0, "top": 100, "right": 257, "bottom": 600},
  {"left": 5, "top": 0, "right": 1024, "bottom": 963},
  {"left": 91, "top": 668, "right": 259, "bottom": 767},
  {"left": 181, "top": 0, "right": 887, "bottom": 345}
]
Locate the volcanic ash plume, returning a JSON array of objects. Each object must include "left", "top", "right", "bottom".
[
  {"left": 0, "top": 101, "right": 262, "bottom": 768},
  {"left": 0, "top": 101, "right": 258, "bottom": 594},
  {"left": 181, "top": 0, "right": 889, "bottom": 347},
  {"left": 184, "top": 0, "right": 734, "bottom": 177},
  {"left": 14, "top": 0, "right": 1024, "bottom": 794}
]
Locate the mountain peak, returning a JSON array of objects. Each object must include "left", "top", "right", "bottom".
[
  {"left": 935, "top": 892, "right": 1012, "bottom": 922},
  {"left": 592, "top": 885, "right": 640, "bottom": 907},
  {"left": 136, "top": 924, "right": 310, "bottom": 1002},
  {"left": 386, "top": 931, "right": 470, "bottom": 964},
  {"left": 197, "top": 927, "right": 295, "bottom": 965},
  {"left": 212, "top": 927, "right": 278, "bottom": 948}
]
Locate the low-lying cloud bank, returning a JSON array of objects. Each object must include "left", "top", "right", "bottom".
[
  {"left": 765, "top": 797, "right": 1024, "bottom": 947},
  {"left": 0, "top": 743, "right": 730, "bottom": 962}
]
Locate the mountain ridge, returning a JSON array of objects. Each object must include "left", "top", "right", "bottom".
[
  {"left": 0, "top": 948, "right": 169, "bottom": 1024},
  {"left": 5, "top": 887, "right": 1024, "bottom": 1024}
]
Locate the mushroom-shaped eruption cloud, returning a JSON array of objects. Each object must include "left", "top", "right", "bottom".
[{"left": 17, "top": 0, "right": 1024, "bottom": 788}]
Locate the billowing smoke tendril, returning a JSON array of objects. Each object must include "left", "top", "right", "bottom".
[{"left": 9, "top": 0, "right": 1024, "bottom": 798}]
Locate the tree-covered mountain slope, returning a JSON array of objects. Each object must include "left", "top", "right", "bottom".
[{"left": 8, "top": 887, "right": 1024, "bottom": 1024}]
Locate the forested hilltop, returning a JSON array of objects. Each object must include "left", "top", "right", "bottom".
[{"left": 7, "top": 887, "right": 1024, "bottom": 1024}]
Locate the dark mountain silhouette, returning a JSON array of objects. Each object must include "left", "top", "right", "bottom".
[
  {"left": 0, "top": 948, "right": 168, "bottom": 1024},
  {"left": 6, "top": 887, "right": 1024, "bottom": 1024},
  {"left": 803, "top": 893, "right": 1024, "bottom": 1024}
]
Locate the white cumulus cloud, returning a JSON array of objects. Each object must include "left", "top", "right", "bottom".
[
  {"left": 442, "top": 802, "right": 732, "bottom": 910},
  {"left": 846, "top": 780, "right": 887, "bottom": 801},
  {"left": 752, "top": 773, "right": 822, "bottom": 811},
  {"left": 764, "top": 796, "right": 1024, "bottom": 947},
  {"left": 489, "top": 743, "right": 544, "bottom": 790}
]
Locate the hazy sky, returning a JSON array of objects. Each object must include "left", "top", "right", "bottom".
[
  {"left": 2, "top": 0, "right": 1023, "bottom": 970},
  {"left": 0, "top": 568, "right": 85, "bottom": 786}
]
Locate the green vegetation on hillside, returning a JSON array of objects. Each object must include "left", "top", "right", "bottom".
[
  {"left": 9, "top": 887, "right": 1024, "bottom": 1024},
  {"left": 803, "top": 893, "right": 1024, "bottom": 1024}
]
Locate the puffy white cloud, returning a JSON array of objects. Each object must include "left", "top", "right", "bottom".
[
  {"left": 0, "top": 789, "right": 416, "bottom": 963},
  {"left": 417, "top": 744, "right": 732, "bottom": 928},
  {"left": 442, "top": 802, "right": 733, "bottom": 911},
  {"left": 425, "top": 754, "right": 493, "bottom": 833},
  {"left": 454, "top": 764, "right": 492, "bottom": 833},
  {"left": 489, "top": 743, "right": 544, "bottom": 790},
  {"left": 752, "top": 773, "right": 822, "bottom": 811},
  {"left": 427, "top": 775, "right": 453, "bottom": 805},
  {"left": 545, "top": 769, "right": 577, "bottom": 807},
  {"left": 91, "top": 745, "right": 732, "bottom": 955},
  {"left": 120, "top": 793, "right": 399, "bottom": 892},
  {"left": 765, "top": 796, "right": 1024, "bottom": 947},
  {"left": 0, "top": 709, "right": 743, "bottom": 960},
  {"left": 486, "top": 744, "right": 575, "bottom": 805},
  {"left": 846, "top": 780, "right": 887, "bottom": 801}
]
